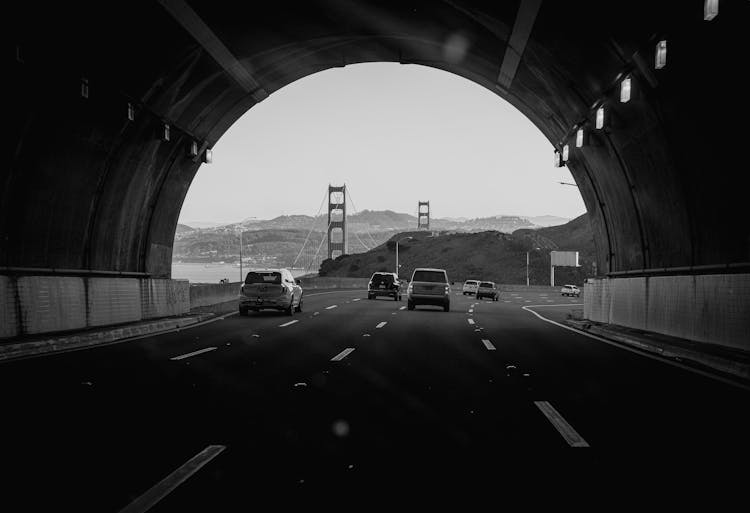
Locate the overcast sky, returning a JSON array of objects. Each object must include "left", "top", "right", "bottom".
[{"left": 178, "top": 62, "right": 585, "bottom": 226}]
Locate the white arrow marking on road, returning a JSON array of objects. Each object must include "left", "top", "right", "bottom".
[
  {"left": 279, "top": 320, "right": 299, "bottom": 327},
  {"left": 170, "top": 347, "right": 217, "bottom": 361},
  {"left": 376, "top": 322, "right": 387, "bottom": 329},
  {"left": 331, "top": 348, "right": 355, "bottom": 361},
  {"left": 534, "top": 401, "right": 589, "bottom": 447},
  {"left": 481, "top": 339, "right": 496, "bottom": 350},
  {"left": 468, "top": 319, "right": 475, "bottom": 325},
  {"left": 325, "top": 305, "right": 338, "bottom": 310}
]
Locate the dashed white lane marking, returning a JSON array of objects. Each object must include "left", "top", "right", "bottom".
[
  {"left": 504, "top": 300, "right": 511, "bottom": 303},
  {"left": 468, "top": 309, "right": 474, "bottom": 313},
  {"left": 467, "top": 319, "right": 475, "bottom": 325},
  {"left": 481, "top": 339, "right": 496, "bottom": 350},
  {"left": 170, "top": 347, "right": 217, "bottom": 361},
  {"left": 119, "top": 445, "right": 226, "bottom": 513},
  {"left": 331, "top": 348, "right": 355, "bottom": 361},
  {"left": 352, "top": 298, "right": 361, "bottom": 302},
  {"left": 325, "top": 305, "right": 338, "bottom": 310},
  {"left": 313, "top": 311, "right": 320, "bottom": 316},
  {"left": 376, "top": 322, "right": 387, "bottom": 329},
  {"left": 525, "top": 300, "right": 532, "bottom": 303},
  {"left": 279, "top": 320, "right": 299, "bottom": 327},
  {"left": 399, "top": 306, "right": 406, "bottom": 310},
  {"left": 534, "top": 401, "right": 589, "bottom": 447}
]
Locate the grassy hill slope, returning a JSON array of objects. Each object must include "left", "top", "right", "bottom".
[{"left": 319, "top": 215, "right": 595, "bottom": 286}]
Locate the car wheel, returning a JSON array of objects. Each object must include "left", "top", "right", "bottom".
[
  {"left": 239, "top": 307, "right": 248, "bottom": 316},
  {"left": 295, "top": 296, "right": 303, "bottom": 312},
  {"left": 393, "top": 294, "right": 398, "bottom": 301},
  {"left": 444, "top": 301, "right": 450, "bottom": 312},
  {"left": 285, "top": 301, "right": 294, "bottom": 316},
  {"left": 407, "top": 300, "right": 415, "bottom": 310}
]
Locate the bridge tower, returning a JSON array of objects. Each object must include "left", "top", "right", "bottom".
[
  {"left": 327, "top": 185, "right": 347, "bottom": 260},
  {"left": 418, "top": 201, "right": 430, "bottom": 230}
]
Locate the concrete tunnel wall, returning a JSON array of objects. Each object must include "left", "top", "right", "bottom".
[{"left": 4, "top": 1, "right": 750, "bottom": 344}]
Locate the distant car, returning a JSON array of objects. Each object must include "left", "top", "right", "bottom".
[
  {"left": 239, "top": 269, "right": 303, "bottom": 315},
  {"left": 368, "top": 272, "right": 402, "bottom": 301},
  {"left": 476, "top": 281, "right": 499, "bottom": 301},
  {"left": 462, "top": 280, "right": 480, "bottom": 295},
  {"left": 407, "top": 268, "right": 451, "bottom": 312},
  {"left": 561, "top": 284, "right": 580, "bottom": 297}
]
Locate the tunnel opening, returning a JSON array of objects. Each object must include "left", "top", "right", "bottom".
[{"left": 5, "top": 0, "right": 748, "bottom": 349}]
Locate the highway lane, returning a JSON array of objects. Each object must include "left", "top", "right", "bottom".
[{"left": 1, "top": 288, "right": 748, "bottom": 510}]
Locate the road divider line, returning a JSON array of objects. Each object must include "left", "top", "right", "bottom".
[
  {"left": 534, "top": 401, "right": 589, "bottom": 447},
  {"left": 279, "top": 320, "right": 299, "bottom": 327},
  {"left": 331, "top": 348, "right": 355, "bottom": 361},
  {"left": 468, "top": 319, "right": 475, "bottom": 325},
  {"left": 523, "top": 305, "right": 750, "bottom": 391},
  {"left": 169, "top": 347, "right": 217, "bottom": 361},
  {"left": 325, "top": 305, "right": 338, "bottom": 310},
  {"left": 481, "top": 339, "right": 496, "bottom": 350},
  {"left": 118, "top": 444, "right": 226, "bottom": 513},
  {"left": 376, "top": 322, "right": 387, "bottom": 329}
]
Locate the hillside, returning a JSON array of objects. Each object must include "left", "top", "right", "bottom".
[{"left": 318, "top": 215, "right": 595, "bottom": 286}]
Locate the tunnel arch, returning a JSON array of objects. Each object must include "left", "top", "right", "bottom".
[{"left": 6, "top": 0, "right": 749, "bottom": 282}]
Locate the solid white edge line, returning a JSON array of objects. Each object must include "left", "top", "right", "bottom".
[
  {"left": 481, "top": 339, "right": 496, "bottom": 350},
  {"left": 279, "top": 320, "right": 299, "bottom": 327},
  {"left": 169, "top": 346, "right": 217, "bottom": 361},
  {"left": 376, "top": 322, "right": 387, "bottom": 329},
  {"left": 522, "top": 305, "right": 750, "bottom": 391},
  {"left": 119, "top": 445, "right": 226, "bottom": 513},
  {"left": 331, "top": 347, "right": 355, "bottom": 361},
  {"left": 534, "top": 401, "right": 589, "bottom": 447}
]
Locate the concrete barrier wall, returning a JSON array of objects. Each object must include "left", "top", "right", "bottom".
[
  {"left": 190, "top": 282, "right": 241, "bottom": 309},
  {"left": 584, "top": 273, "right": 750, "bottom": 351},
  {"left": 1, "top": 276, "right": 19, "bottom": 338},
  {"left": 0, "top": 275, "right": 190, "bottom": 339}
]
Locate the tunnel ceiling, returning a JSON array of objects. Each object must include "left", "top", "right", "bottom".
[{"left": 5, "top": 0, "right": 749, "bottom": 278}]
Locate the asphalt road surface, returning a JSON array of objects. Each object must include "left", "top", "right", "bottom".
[{"left": 2, "top": 289, "right": 748, "bottom": 509}]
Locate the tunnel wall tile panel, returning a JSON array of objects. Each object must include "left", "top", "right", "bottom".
[
  {"left": 17, "top": 276, "right": 87, "bottom": 335},
  {"left": 141, "top": 279, "right": 189, "bottom": 318},
  {"left": 87, "top": 278, "right": 142, "bottom": 327},
  {"left": 0, "top": 276, "right": 19, "bottom": 338},
  {"left": 584, "top": 274, "right": 750, "bottom": 351}
]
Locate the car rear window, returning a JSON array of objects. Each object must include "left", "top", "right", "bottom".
[
  {"left": 371, "top": 274, "right": 395, "bottom": 284},
  {"left": 480, "top": 282, "right": 494, "bottom": 288},
  {"left": 245, "top": 271, "right": 281, "bottom": 285},
  {"left": 465, "top": 280, "right": 478, "bottom": 285},
  {"left": 413, "top": 270, "right": 447, "bottom": 283}
]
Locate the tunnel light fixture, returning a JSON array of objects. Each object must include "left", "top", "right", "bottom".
[
  {"left": 162, "top": 123, "right": 171, "bottom": 142},
  {"left": 562, "top": 144, "right": 570, "bottom": 162},
  {"left": 127, "top": 103, "right": 135, "bottom": 121},
  {"left": 655, "top": 40, "right": 667, "bottom": 69},
  {"left": 620, "top": 76, "right": 632, "bottom": 103},
  {"left": 576, "top": 128, "right": 585, "bottom": 148},
  {"left": 189, "top": 140, "right": 199, "bottom": 157},
  {"left": 81, "top": 77, "right": 89, "bottom": 99},
  {"left": 554, "top": 149, "right": 562, "bottom": 167},
  {"left": 596, "top": 106, "right": 605, "bottom": 129},
  {"left": 203, "top": 148, "right": 213, "bottom": 164},
  {"left": 704, "top": 0, "right": 719, "bottom": 20}
]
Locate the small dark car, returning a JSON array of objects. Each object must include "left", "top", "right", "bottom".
[
  {"left": 368, "top": 272, "right": 402, "bottom": 301},
  {"left": 476, "top": 281, "right": 499, "bottom": 301}
]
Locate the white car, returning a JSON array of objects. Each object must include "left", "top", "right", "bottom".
[
  {"left": 239, "top": 269, "right": 303, "bottom": 315},
  {"left": 462, "top": 280, "right": 480, "bottom": 295},
  {"left": 561, "top": 284, "right": 580, "bottom": 297}
]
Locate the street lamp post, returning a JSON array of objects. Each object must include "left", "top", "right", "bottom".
[
  {"left": 527, "top": 246, "right": 540, "bottom": 287},
  {"left": 395, "top": 236, "right": 413, "bottom": 276}
]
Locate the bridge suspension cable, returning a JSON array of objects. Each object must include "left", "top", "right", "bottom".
[{"left": 291, "top": 188, "right": 329, "bottom": 269}]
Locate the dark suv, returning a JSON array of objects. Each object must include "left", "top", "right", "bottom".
[{"left": 368, "top": 272, "right": 402, "bottom": 301}]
